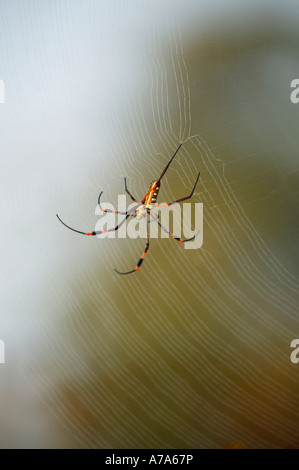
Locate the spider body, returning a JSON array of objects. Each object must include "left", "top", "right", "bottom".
[
  {"left": 57, "top": 143, "right": 200, "bottom": 275},
  {"left": 142, "top": 180, "right": 160, "bottom": 208}
]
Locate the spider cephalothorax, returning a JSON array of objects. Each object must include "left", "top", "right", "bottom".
[
  {"left": 57, "top": 143, "right": 200, "bottom": 275},
  {"left": 135, "top": 204, "right": 147, "bottom": 220}
]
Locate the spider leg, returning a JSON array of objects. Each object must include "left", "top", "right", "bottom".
[
  {"left": 157, "top": 143, "right": 182, "bottom": 183},
  {"left": 140, "top": 143, "right": 183, "bottom": 205},
  {"left": 147, "top": 213, "right": 159, "bottom": 223},
  {"left": 124, "top": 177, "right": 138, "bottom": 203},
  {"left": 98, "top": 191, "right": 128, "bottom": 215},
  {"left": 148, "top": 212, "right": 198, "bottom": 242},
  {"left": 154, "top": 172, "right": 200, "bottom": 207},
  {"left": 56, "top": 213, "right": 130, "bottom": 236},
  {"left": 114, "top": 215, "right": 150, "bottom": 275}
]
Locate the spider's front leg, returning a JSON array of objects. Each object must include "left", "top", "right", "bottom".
[
  {"left": 56, "top": 213, "right": 131, "bottom": 236},
  {"left": 98, "top": 191, "right": 128, "bottom": 215},
  {"left": 57, "top": 192, "right": 140, "bottom": 237},
  {"left": 124, "top": 177, "right": 138, "bottom": 203}
]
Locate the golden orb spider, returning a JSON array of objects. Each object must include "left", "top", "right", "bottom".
[{"left": 57, "top": 143, "right": 200, "bottom": 275}]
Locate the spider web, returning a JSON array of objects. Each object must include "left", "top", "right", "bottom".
[{"left": 0, "top": 0, "right": 299, "bottom": 449}]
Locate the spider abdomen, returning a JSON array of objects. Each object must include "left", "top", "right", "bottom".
[
  {"left": 144, "top": 180, "right": 160, "bottom": 208},
  {"left": 150, "top": 186, "right": 160, "bottom": 203}
]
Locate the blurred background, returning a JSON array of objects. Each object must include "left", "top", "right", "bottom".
[{"left": 0, "top": 0, "right": 298, "bottom": 448}]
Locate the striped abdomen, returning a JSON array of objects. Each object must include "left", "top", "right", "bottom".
[{"left": 144, "top": 180, "right": 160, "bottom": 208}]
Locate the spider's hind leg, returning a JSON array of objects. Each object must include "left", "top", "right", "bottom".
[
  {"left": 114, "top": 214, "right": 150, "bottom": 275},
  {"left": 56, "top": 213, "right": 130, "bottom": 237},
  {"left": 149, "top": 213, "right": 198, "bottom": 243}
]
